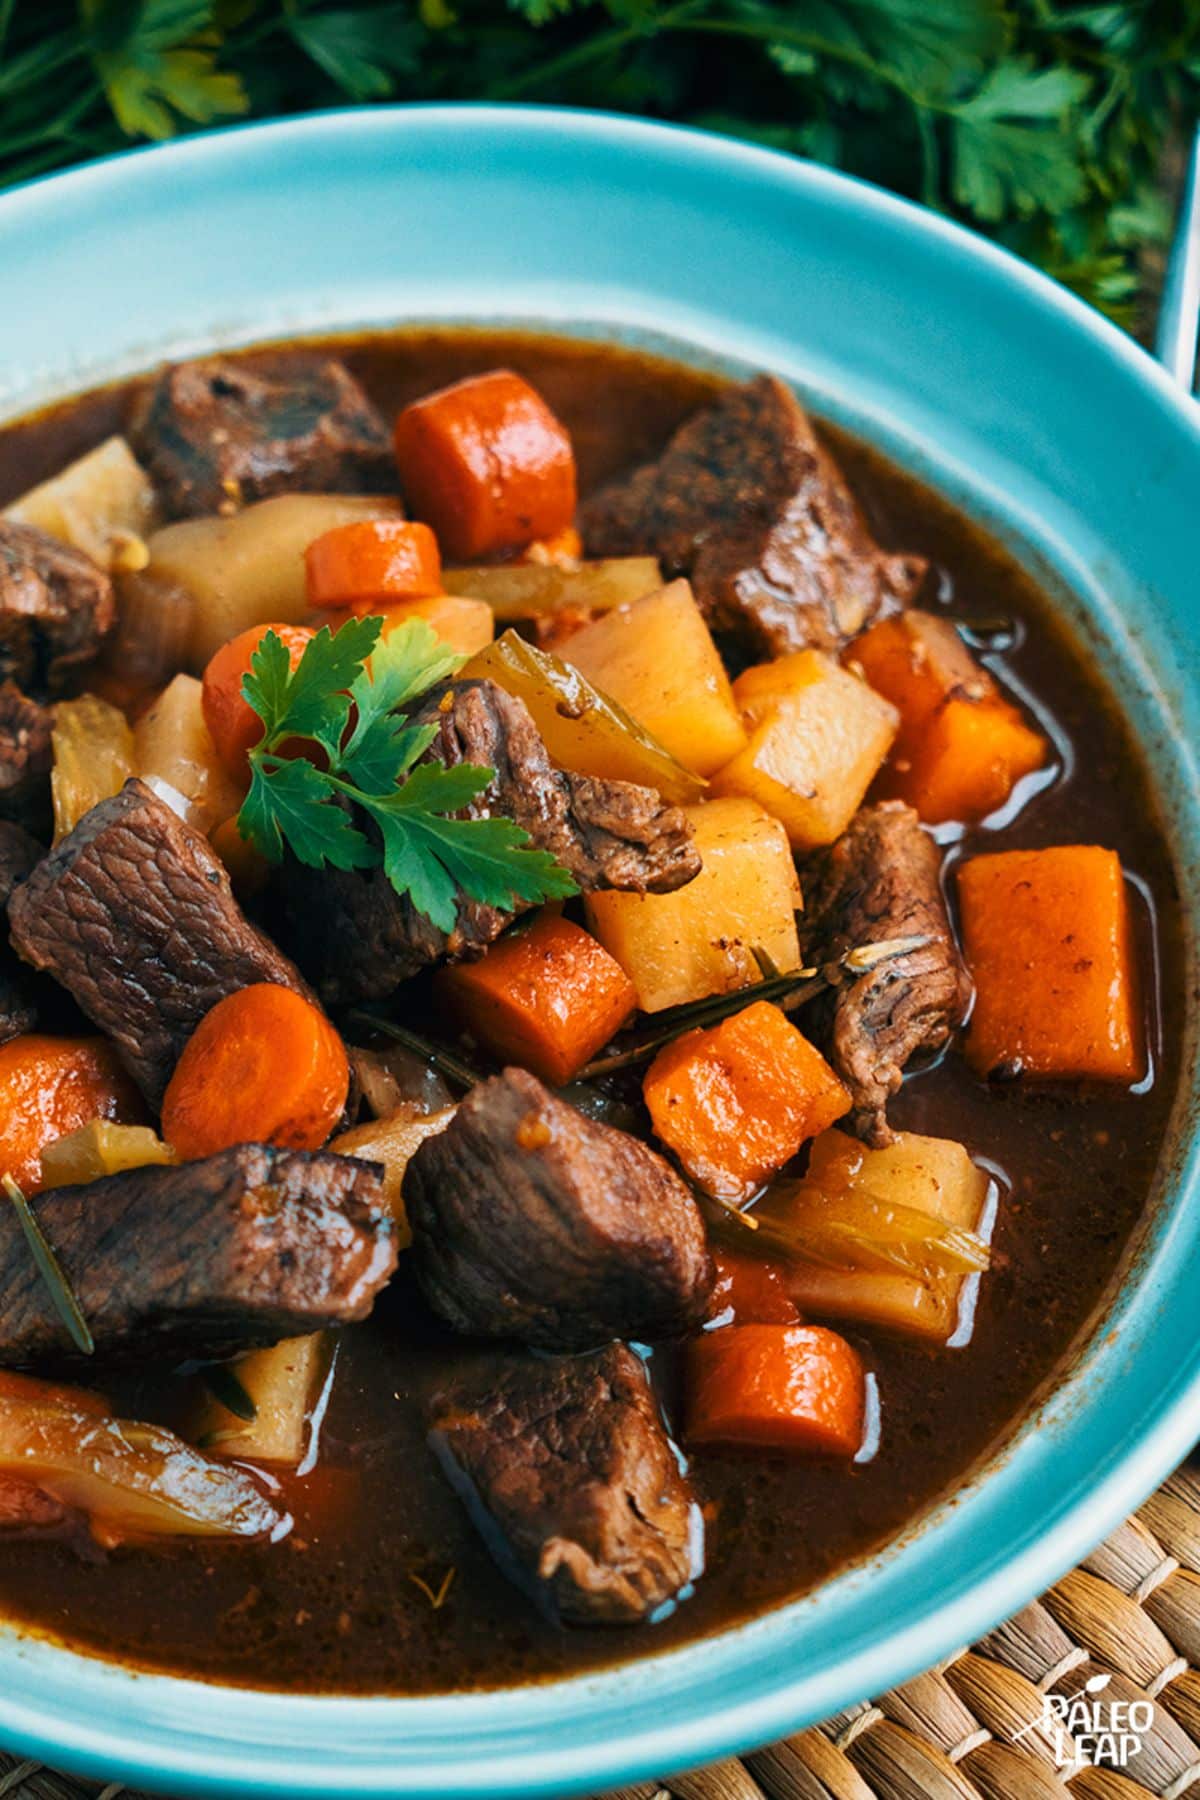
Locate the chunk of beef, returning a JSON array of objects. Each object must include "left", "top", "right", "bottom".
[
  {"left": 8, "top": 778, "right": 314, "bottom": 1106},
  {"left": 282, "top": 678, "right": 701, "bottom": 1005},
  {"left": 429, "top": 1343, "right": 701, "bottom": 1625},
  {"left": 405, "top": 1066, "right": 713, "bottom": 1350},
  {"left": 0, "top": 819, "right": 43, "bottom": 1043},
  {"left": 580, "top": 375, "right": 925, "bottom": 658},
  {"left": 0, "top": 522, "right": 115, "bottom": 696},
  {"left": 0, "top": 683, "right": 53, "bottom": 833},
  {"left": 129, "top": 355, "right": 395, "bottom": 519},
  {"left": 800, "top": 801, "right": 969, "bottom": 1144},
  {"left": 0, "top": 1143, "right": 394, "bottom": 1366}
]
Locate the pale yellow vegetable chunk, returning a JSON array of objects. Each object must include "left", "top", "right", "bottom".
[
  {"left": 443, "top": 556, "right": 661, "bottom": 622},
  {"left": 466, "top": 631, "right": 704, "bottom": 805},
  {"left": 51, "top": 695, "right": 135, "bottom": 842},
  {"left": 331, "top": 1103, "right": 457, "bottom": 1251},
  {"left": 142, "top": 494, "right": 404, "bottom": 669},
  {"left": 40, "top": 1121, "right": 174, "bottom": 1189},
  {"left": 562, "top": 580, "right": 747, "bottom": 777},
  {"left": 585, "top": 797, "right": 802, "bottom": 1012},
  {"left": 188, "top": 1335, "right": 332, "bottom": 1467},
  {"left": 5, "top": 436, "right": 159, "bottom": 571},
  {"left": 133, "top": 673, "right": 246, "bottom": 834},
  {"left": 763, "top": 1128, "right": 993, "bottom": 1343},
  {"left": 712, "top": 650, "right": 898, "bottom": 849}
]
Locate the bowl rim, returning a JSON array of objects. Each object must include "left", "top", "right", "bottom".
[{"left": 0, "top": 102, "right": 1199, "bottom": 1800}]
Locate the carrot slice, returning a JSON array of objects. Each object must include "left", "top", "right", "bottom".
[
  {"left": 644, "top": 1000, "right": 851, "bottom": 1202},
  {"left": 436, "top": 913, "right": 637, "bottom": 1087},
  {"left": 161, "top": 985, "right": 350, "bottom": 1159},
  {"left": 201, "top": 622, "right": 315, "bottom": 781},
  {"left": 304, "top": 519, "right": 443, "bottom": 611},
  {"left": 311, "top": 593, "right": 495, "bottom": 658},
  {"left": 0, "top": 1037, "right": 143, "bottom": 1194},
  {"left": 685, "top": 1324, "right": 865, "bottom": 1455},
  {"left": 957, "top": 845, "right": 1142, "bottom": 1082},
  {"left": 393, "top": 370, "right": 577, "bottom": 560}
]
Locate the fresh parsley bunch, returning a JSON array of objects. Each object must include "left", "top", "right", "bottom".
[
  {"left": 1, "top": 2, "right": 1196, "bottom": 329},
  {"left": 237, "top": 614, "right": 578, "bottom": 932}
]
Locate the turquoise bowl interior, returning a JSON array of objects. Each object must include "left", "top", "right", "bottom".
[{"left": 0, "top": 106, "right": 1198, "bottom": 1800}]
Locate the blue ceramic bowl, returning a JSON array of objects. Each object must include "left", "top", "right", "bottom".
[{"left": 0, "top": 106, "right": 1198, "bottom": 1800}]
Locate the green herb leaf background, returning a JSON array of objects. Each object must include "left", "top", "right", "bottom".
[{"left": 2, "top": 1, "right": 1197, "bottom": 328}]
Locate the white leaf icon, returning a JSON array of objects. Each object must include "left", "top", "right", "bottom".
[{"left": 1085, "top": 1673, "right": 1113, "bottom": 1693}]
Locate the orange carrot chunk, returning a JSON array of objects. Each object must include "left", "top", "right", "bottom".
[
  {"left": 0, "top": 1037, "right": 143, "bottom": 1194},
  {"left": 305, "top": 519, "right": 443, "bottom": 611},
  {"left": 392, "top": 370, "right": 577, "bottom": 561},
  {"left": 162, "top": 984, "right": 350, "bottom": 1160},
  {"left": 643, "top": 1000, "right": 851, "bottom": 1202},
  {"left": 201, "top": 622, "right": 315, "bottom": 781},
  {"left": 853, "top": 610, "right": 1046, "bottom": 824},
  {"left": 958, "top": 845, "right": 1142, "bottom": 1082},
  {"left": 708, "top": 1249, "right": 801, "bottom": 1326},
  {"left": 311, "top": 593, "right": 495, "bottom": 658},
  {"left": 685, "top": 1324, "right": 865, "bottom": 1455},
  {"left": 436, "top": 913, "right": 637, "bottom": 1088}
]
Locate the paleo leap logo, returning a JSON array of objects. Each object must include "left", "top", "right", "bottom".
[{"left": 1015, "top": 1672, "right": 1152, "bottom": 1771}]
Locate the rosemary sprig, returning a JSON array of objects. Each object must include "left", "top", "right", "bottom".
[
  {"left": 346, "top": 1011, "right": 481, "bottom": 1092},
  {"left": 2, "top": 1172, "right": 93, "bottom": 1355},
  {"left": 577, "top": 936, "right": 933, "bottom": 1081},
  {"left": 201, "top": 1363, "right": 258, "bottom": 1423}
]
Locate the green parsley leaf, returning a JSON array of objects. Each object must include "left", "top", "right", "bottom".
[
  {"left": 235, "top": 615, "right": 579, "bottom": 929},
  {"left": 952, "top": 58, "right": 1089, "bottom": 220}
]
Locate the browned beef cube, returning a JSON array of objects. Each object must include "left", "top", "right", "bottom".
[
  {"left": 429, "top": 1344, "right": 702, "bottom": 1625},
  {"left": 0, "top": 522, "right": 114, "bottom": 696},
  {"left": 0, "top": 1144, "right": 395, "bottom": 1365},
  {"left": 281, "top": 678, "right": 701, "bottom": 1005},
  {"left": 0, "top": 682, "right": 53, "bottom": 838},
  {"left": 8, "top": 779, "right": 314, "bottom": 1106},
  {"left": 130, "top": 355, "right": 396, "bottom": 518},
  {"left": 580, "top": 375, "right": 925, "bottom": 657},
  {"left": 800, "top": 801, "right": 969, "bottom": 1144},
  {"left": 405, "top": 1066, "right": 713, "bottom": 1350}
]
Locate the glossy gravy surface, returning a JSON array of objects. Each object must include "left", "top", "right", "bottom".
[{"left": 0, "top": 331, "right": 1183, "bottom": 1692}]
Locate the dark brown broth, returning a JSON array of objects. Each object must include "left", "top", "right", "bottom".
[{"left": 0, "top": 331, "right": 1183, "bottom": 1692}]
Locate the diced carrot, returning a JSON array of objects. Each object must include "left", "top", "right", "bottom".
[
  {"left": 0, "top": 1037, "right": 143, "bottom": 1194},
  {"left": 311, "top": 594, "right": 495, "bottom": 658},
  {"left": 436, "top": 914, "right": 637, "bottom": 1087},
  {"left": 644, "top": 1001, "right": 851, "bottom": 1202},
  {"left": 896, "top": 695, "right": 1047, "bottom": 825},
  {"left": 201, "top": 622, "right": 314, "bottom": 781},
  {"left": 161, "top": 985, "right": 350, "bottom": 1159},
  {"left": 685, "top": 1324, "right": 865, "bottom": 1455},
  {"left": 393, "top": 370, "right": 577, "bottom": 561},
  {"left": 708, "top": 1249, "right": 801, "bottom": 1326},
  {"left": 853, "top": 610, "right": 1046, "bottom": 824},
  {"left": 304, "top": 519, "right": 442, "bottom": 611},
  {"left": 957, "top": 845, "right": 1142, "bottom": 1082}
]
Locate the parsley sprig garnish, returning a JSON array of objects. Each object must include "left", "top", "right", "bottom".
[{"left": 236, "top": 615, "right": 578, "bottom": 933}]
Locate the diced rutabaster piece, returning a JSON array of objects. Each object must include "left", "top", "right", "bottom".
[
  {"left": 0, "top": 1143, "right": 395, "bottom": 1366},
  {"left": 644, "top": 1000, "right": 850, "bottom": 1202},
  {"left": 580, "top": 375, "right": 925, "bottom": 657},
  {"left": 586, "top": 795, "right": 802, "bottom": 1013},
  {"left": 281, "top": 678, "right": 701, "bottom": 1006},
  {"left": 129, "top": 355, "right": 395, "bottom": 519},
  {"left": 404, "top": 1066, "right": 713, "bottom": 1350},
  {"left": 0, "top": 520, "right": 115, "bottom": 697},
  {"left": 800, "top": 802, "right": 969, "bottom": 1145},
  {"left": 8, "top": 778, "right": 315, "bottom": 1107},
  {"left": 851, "top": 609, "right": 1047, "bottom": 824},
  {"left": 429, "top": 1343, "right": 702, "bottom": 1625},
  {"left": 958, "top": 845, "right": 1142, "bottom": 1082},
  {"left": 712, "top": 649, "right": 898, "bottom": 850}
]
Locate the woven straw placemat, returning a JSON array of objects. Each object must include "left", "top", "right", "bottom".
[{"left": 4, "top": 1459, "right": 1200, "bottom": 1800}]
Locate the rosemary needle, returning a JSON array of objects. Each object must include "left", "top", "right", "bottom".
[{"left": 3, "top": 1172, "right": 94, "bottom": 1355}]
